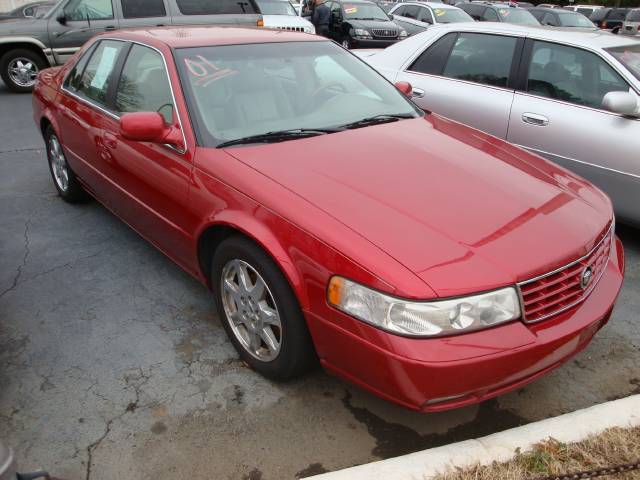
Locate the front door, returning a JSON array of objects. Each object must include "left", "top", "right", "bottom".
[
  {"left": 508, "top": 39, "right": 640, "bottom": 222},
  {"left": 397, "top": 31, "right": 521, "bottom": 139},
  {"left": 48, "top": 0, "right": 118, "bottom": 64},
  {"left": 98, "top": 43, "right": 195, "bottom": 269}
]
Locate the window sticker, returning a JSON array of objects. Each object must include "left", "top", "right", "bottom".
[
  {"left": 90, "top": 46, "right": 118, "bottom": 90},
  {"left": 344, "top": 6, "right": 357, "bottom": 13},
  {"left": 434, "top": 8, "right": 445, "bottom": 16},
  {"left": 184, "top": 55, "right": 237, "bottom": 87}
]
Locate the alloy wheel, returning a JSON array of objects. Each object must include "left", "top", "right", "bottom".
[
  {"left": 49, "top": 135, "right": 69, "bottom": 192},
  {"left": 342, "top": 39, "right": 350, "bottom": 49},
  {"left": 8, "top": 57, "right": 38, "bottom": 88},
  {"left": 220, "top": 259, "right": 282, "bottom": 361}
]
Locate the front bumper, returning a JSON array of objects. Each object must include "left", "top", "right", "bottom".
[
  {"left": 305, "top": 236, "right": 625, "bottom": 411},
  {"left": 350, "top": 37, "right": 401, "bottom": 48}
]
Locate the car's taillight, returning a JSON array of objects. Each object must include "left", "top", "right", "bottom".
[{"left": 600, "top": 21, "right": 606, "bottom": 28}]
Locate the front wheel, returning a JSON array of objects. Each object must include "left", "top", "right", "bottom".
[
  {"left": 0, "top": 48, "right": 47, "bottom": 93},
  {"left": 45, "top": 126, "right": 87, "bottom": 203},
  {"left": 212, "top": 236, "right": 317, "bottom": 381}
]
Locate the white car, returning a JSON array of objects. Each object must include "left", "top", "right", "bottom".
[
  {"left": 360, "top": 23, "right": 640, "bottom": 224},
  {"left": 563, "top": 4, "right": 603, "bottom": 18},
  {"left": 257, "top": 0, "right": 316, "bottom": 33},
  {"left": 389, "top": 2, "right": 474, "bottom": 36},
  {"left": 622, "top": 9, "right": 640, "bottom": 36}
]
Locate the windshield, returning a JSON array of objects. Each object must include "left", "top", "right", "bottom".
[
  {"left": 175, "top": 41, "right": 420, "bottom": 147},
  {"left": 627, "top": 9, "right": 640, "bottom": 21},
  {"left": 496, "top": 7, "right": 540, "bottom": 25},
  {"left": 343, "top": 3, "right": 389, "bottom": 20},
  {"left": 557, "top": 11, "right": 594, "bottom": 27},
  {"left": 607, "top": 44, "right": 640, "bottom": 82},
  {"left": 256, "top": 0, "right": 296, "bottom": 15},
  {"left": 433, "top": 7, "right": 473, "bottom": 23}
]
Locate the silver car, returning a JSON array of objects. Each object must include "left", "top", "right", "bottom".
[
  {"left": 388, "top": 2, "right": 474, "bottom": 36},
  {"left": 360, "top": 24, "right": 640, "bottom": 225},
  {"left": 622, "top": 9, "right": 640, "bottom": 36}
]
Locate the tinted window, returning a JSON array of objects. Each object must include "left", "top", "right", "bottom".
[
  {"left": 76, "top": 40, "right": 125, "bottom": 105},
  {"left": 542, "top": 12, "right": 558, "bottom": 25},
  {"left": 116, "top": 44, "right": 174, "bottom": 123},
  {"left": 527, "top": 41, "right": 629, "bottom": 109},
  {"left": 461, "top": 4, "right": 484, "bottom": 20},
  {"left": 442, "top": 33, "right": 517, "bottom": 87},
  {"left": 610, "top": 8, "right": 628, "bottom": 20},
  {"left": 627, "top": 10, "right": 640, "bottom": 21},
  {"left": 176, "top": 0, "right": 257, "bottom": 15},
  {"left": 409, "top": 32, "right": 457, "bottom": 75},
  {"left": 590, "top": 8, "right": 609, "bottom": 21},
  {"left": 529, "top": 9, "right": 544, "bottom": 21},
  {"left": 64, "top": 0, "right": 114, "bottom": 20},
  {"left": 482, "top": 8, "right": 498, "bottom": 21},
  {"left": 121, "top": 0, "right": 166, "bottom": 18},
  {"left": 418, "top": 6, "right": 433, "bottom": 23},
  {"left": 64, "top": 42, "right": 98, "bottom": 90},
  {"left": 401, "top": 4, "right": 419, "bottom": 18},
  {"left": 577, "top": 7, "right": 593, "bottom": 16}
]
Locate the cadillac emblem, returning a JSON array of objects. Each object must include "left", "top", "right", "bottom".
[{"left": 580, "top": 266, "right": 593, "bottom": 290}]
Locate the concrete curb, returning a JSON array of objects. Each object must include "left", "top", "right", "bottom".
[{"left": 311, "top": 395, "right": 640, "bottom": 480}]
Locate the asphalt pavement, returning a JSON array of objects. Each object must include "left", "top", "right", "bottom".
[{"left": 1, "top": 81, "right": 639, "bottom": 480}]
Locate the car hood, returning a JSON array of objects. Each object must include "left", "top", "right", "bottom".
[
  {"left": 225, "top": 115, "right": 612, "bottom": 297},
  {"left": 347, "top": 18, "right": 399, "bottom": 30}
]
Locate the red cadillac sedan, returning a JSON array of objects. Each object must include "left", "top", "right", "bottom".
[{"left": 32, "top": 26, "right": 624, "bottom": 412}]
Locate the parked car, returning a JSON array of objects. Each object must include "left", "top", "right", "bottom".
[
  {"left": 563, "top": 4, "right": 603, "bottom": 18},
  {"left": 622, "top": 8, "right": 640, "bottom": 36},
  {"left": 590, "top": 7, "right": 629, "bottom": 34},
  {"left": 256, "top": 0, "right": 315, "bottom": 32},
  {"left": 389, "top": 2, "right": 473, "bottom": 36},
  {"left": 0, "top": 0, "right": 308, "bottom": 93},
  {"left": 536, "top": 3, "right": 561, "bottom": 8},
  {"left": 360, "top": 23, "right": 640, "bottom": 224},
  {"left": 529, "top": 7, "right": 596, "bottom": 29},
  {"left": 32, "top": 26, "right": 623, "bottom": 412},
  {"left": 323, "top": 0, "right": 408, "bottom": 48},
  {"left": 457, "top": 3, "right": 539, "bottom": 25},
  {"left": 0, "top": 1, "right": 53, "bottom": 20}
]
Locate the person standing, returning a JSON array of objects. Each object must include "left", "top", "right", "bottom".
[{"left": 311, "top": 0, "right": 330, "bottom": 37}]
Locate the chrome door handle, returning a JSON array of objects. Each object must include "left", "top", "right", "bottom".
[
  {"left": 412, "top": 88, "right": 425, "bottom": 98},
  {"left": 522, "top": 113, "right": 549, "bottom": 126},
  {"left": 105, "top": 25, "right": 117, "bottom": 31}
]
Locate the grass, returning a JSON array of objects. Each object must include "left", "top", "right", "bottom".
[{"left": 435, "top": 426, "right": 640, "bottom": 480}]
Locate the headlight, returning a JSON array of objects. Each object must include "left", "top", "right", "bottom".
[
  {"left": 399, "top": 29, "right": 408, "bottom": 37},
  {"left": 327, "top": 277, "right": 520, "bottom": 337},
  {"left": 353, "top": 28, "right": 372, "bottom": 38}
]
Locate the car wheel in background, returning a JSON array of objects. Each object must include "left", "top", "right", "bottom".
[
  {"left": 0, "top": 48, "right": 47, "bottom": 93},
  {"left": 341, "top": 37, "right": 353, "bottom": 49},
  {"left": 212, "top": 236, "right": 317, "bottom": 381},
  {"left": 44, "top": 126, "right": 88, "bottom": 202}
]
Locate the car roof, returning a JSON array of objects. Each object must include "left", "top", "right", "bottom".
[
  {"left": 96, "top": 26, "right": 325, "bottom": 49},
  {"left": 421, "top": 22, "right": 640, "bottom": 48}
]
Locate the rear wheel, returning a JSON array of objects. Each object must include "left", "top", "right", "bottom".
[
  {"left": 0, "top": 48, "right": 47, "bottom": 93},
  {"left": 211, "top": 236, "right": 317, "bottom": 380},
  {"left": 45, "top": 126, "right": 87, "bottom": 203}
]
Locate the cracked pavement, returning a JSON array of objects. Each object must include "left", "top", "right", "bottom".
[{"left": 1, "top": 82, "right": 639, "bottom": 480}]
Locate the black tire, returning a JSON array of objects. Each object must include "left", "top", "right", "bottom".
[
  {"left": 44, "top": 125, "right": 88, "bottom": 203},
  {"left": 0, "top": 48, "right": 48, "bottom": 93},
  {"left": 212, "top": 235, "right": 317, "bottom": 381}
]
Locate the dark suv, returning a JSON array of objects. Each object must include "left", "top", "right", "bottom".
[
  {"left": 590, "top": 7, "right": 630, "bottom": 34},
  {"left": 457, "top": 3, "right": 540, "bottom": 25},
  {"left": 325, "top": 0, "right": 408, "bottom": 49}
]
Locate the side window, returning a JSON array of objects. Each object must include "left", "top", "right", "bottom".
[
  {"left": 465, "top": 5, "right": 484, "bottom": 21},
  {"left": 64, "top": 42, "right": 98, "bottom": 90},
  {"left": 526, "top": 41, "right": 629, "bottom": 109},
  {"left": 393, "top": 5, "right": 406, "bottom": 16},
  {"left": 409, "top": 32, "right": 457, "bottom": 75},
  {"left": 530, "top": 10, "right": 544, "bottom": 21},
  {"left": 115, "top": 44, "right": 174, "bottom": 124},
  {"left": 76, "top": 40, "right": 125, "bottom": 105},
  {"left": 403, "top": 5, "right": 420, "bottom": 19},
  {"left": 175, "top": 0, "right": 257, "bottom": 15},
  {"left": 482, "top": 8, "right": 499, "bottom": 21},
  {"left": 64, "top": 0, "right": 114, "bottom": 20},
  {"left": 543, "top": 12, "right": 558, "bottom": 25},
  {"left": 418, "top": 7, "right": 433, "bottom": 23},
  {"left": 442, "top": 33, "right": 517, "bottom": 88},
  {"left": 121, "top": 0, "right": 166, "bottom": 18}
]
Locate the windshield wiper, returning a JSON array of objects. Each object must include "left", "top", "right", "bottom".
[
  {"left": 336, "top": 113, "right": 415, "bottom": 130},
  {"left": 216, "top": 128, "right": 342, "bottom": 148}
]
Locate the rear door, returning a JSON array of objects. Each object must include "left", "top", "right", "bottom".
[
  {"left": 507, "top": 39, "right": 640, "bottom": 222},
  {"left": 115, "top": 0, "right": 171, "bottom": 27},
  {"left": 396, "top": 31, "right": 522, "bottom": 138}
]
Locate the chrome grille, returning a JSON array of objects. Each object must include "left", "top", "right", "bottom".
[
  {"left": 371, "top": 28, "right": 398, "bottom": 38},
  {"left": 517, "top": 224, "right": 613, "bottom": 323},
  {"left": 269, "top": 26, "right": 305, "bottom": 32}
]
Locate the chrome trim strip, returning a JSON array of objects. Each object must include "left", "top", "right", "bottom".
[
  {"left": 517, "top": 222, "right": 614, "bottom": 323},
  {"left": 60, "top": 37, "right": 188, "bottom": 155}
]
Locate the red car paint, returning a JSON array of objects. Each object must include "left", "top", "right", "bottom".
[{"left": 32, "top": 27, "right": 625, "bottom": 411}]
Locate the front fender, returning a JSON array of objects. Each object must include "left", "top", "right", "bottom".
[{"left": 0, "top": 36, "right": 50, "bottom": 65}]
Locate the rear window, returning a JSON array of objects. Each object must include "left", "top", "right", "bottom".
[
  {"left": 175, "top": 0, "right": 258, "bottom": 15},
  {"left": 610, "top": 8, "right": 629, "bottom": 20},
  {"left": 557, "top": 11, "right": 594, "bottom": 27},
  {"left": 496, "top": 7, "right": 539, "bottom": 25},
  {"left": 627, "top": 9, "right": 640, "bottom": 21},
  {"left": 606, "top": 44, "right": 640, "bottom": 82}
]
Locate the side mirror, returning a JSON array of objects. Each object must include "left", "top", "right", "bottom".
[
  {"left": 388, "top": 13, "right": 394, "bottom": 19},
  {"left": 120, "top": 112, "right": 184, "bottom": 149},
  {"left": 56, "top": 14, "right": 67, "bottom": 25},
  {"left": 602, "top": 91, "right": 639, "bottom": 117},
  {"left": 395, "top": 81, "right": 413, "bottom": 97}
]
